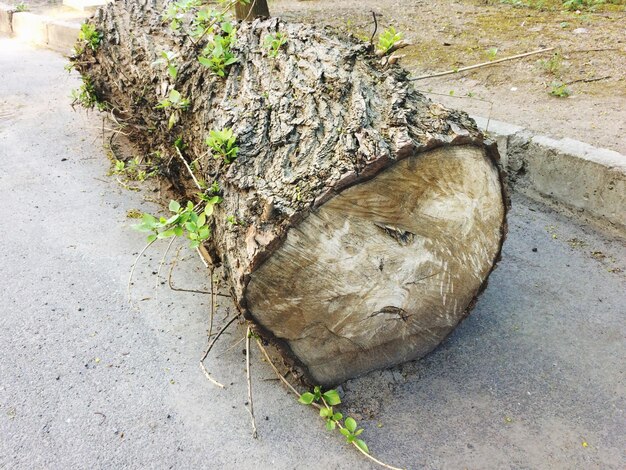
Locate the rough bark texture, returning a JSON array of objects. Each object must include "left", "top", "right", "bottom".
[{"left": 76, "top": 0, "right": 508, "bottom": 385}]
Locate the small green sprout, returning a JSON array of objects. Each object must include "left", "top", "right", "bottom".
[
  {"left": 299, "top": 386, "right": 370, "bottom": 454},
  {"left": 263, "top": 32, "right": 288, "bottom": 58},
  {"left": 156, "top": 89, "right": 190, "bottom": 129},
  {"left": 205, "top": 128, "right": 239, "bottom": 163},
  {"left": 198, "top": 21, "right": 238, "bottom": 77},
  {"left": 377, "top": 26, "right": 402, "bottom": 55},
  {"left": 134, "top": 197, "right": 221, "bottom": 248},
  {"left": 78, "top": 23, "right": 102, "bottom": 52},
  {"left": 153, "top": 50, "right": 179, "bottom": 80},
  {"left": 549, "top": 81, "right": 572, "bottom": 98},
  {"left": 71, "top": 76, "right": 107, "bottom": 111}
]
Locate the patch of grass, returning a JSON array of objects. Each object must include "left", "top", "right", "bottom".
[
  {"left": 549, "top": 81, "right": 572, "bottom": 97},
  {"left": 537, "top": 51, "right": 563, "bottom": 75}
]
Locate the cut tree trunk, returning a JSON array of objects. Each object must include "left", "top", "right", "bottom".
[
  {"left": 235, "top": 0, "right": 270, "bottom": 21},
  {"left": 76, "top": 0, "right": 508, "bottom": 386}
]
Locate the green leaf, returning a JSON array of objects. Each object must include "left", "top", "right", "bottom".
[
  {"left": 147, "top": 234, "right": 158, "bottom": 243},
  {"left": 169, "top": 89, "right": 181, "bottom": 103},
  {"left": 354, "top": 429, "right": 363, "bottom": 436},
  {"left": 323, "top": 389, "right": 341, "bottom": 406},
  {"left": 168, "top": 112, "right": 178, "bottom": 130},
  {"left": 158, "top": 228, "right": 177, "bottom": 238},
  {"left": 339, "top": 428, "right": 350, "bottom": 438},
  {"left": 198, "top": 226, "right": 211, "bottom": 240},
  {"left": 142, "top": 213, "right": 157, "bottom": 225},
  {"left": 167, "top": 64, "right": 178, "bottom": 79},
  {"left": 204, "top": 204, "right": 214, "bottom": 217},
  {"left": 298, "top": 392, "right": 315, "bottom": 405},
  {"left": 197, "top": 213, "right": 207, "bottom": 227},
  {"left": 345, "top": 417, "right": 357, "bottom": 433},
  {"left": 319, "top": 407, "right": 331, "bottom": 418},
  {"left": 325, "top": 420, "right": 336, "bottom": 431},
  {"left": 198, "top": 56, "right": 212, "bottom": 68},
  {"left": 333, "top": 412, "right": 343, "bottom": 421},
  {"left": 355, "top": 439, "right": 369, "bottom": 454},
  {"left": 169, "top": 200, "right": 181, "bottom": 212}
]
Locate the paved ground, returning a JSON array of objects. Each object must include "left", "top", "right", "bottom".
[{"left": 0, "top": 39, "right": 624, "bottom": 470}]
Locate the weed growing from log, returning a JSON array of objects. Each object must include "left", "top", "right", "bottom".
[
  {"left": 156, "top": 89, "right": 190, "bottom": 129},
  {"left": 71, "top": 77, "right": 107, "bottom": 111},
  {"left": 78, "top": 23, "right": 102, "bottom": 52},
  {"left": 376, "top": 26, "right": 402, "bottom": 55},
  {"left": 112, "top": 156, "right": 158, "bottom": 182},
  {"left": 299, "top": 387, "right": 370, "bottom": 453},
  {"left": 153, "top": 51, "right": 179, "bottom": 80},
  {"left": 198, "top": 21, "right": 239, "bottom": 77},
  {"left": 134, "top": 198, "right": 221, "bottom": 248},
  {"left": 15, "top": 2, "right": 29, "bottom": 12},
  {"left": 206, "top": 128, "right": 239, "bottom": 163},
  {"left": 163, "top": 0, "right": 202, "bottom": 30},
  {"left": 263, "top": 32, "right": 288, "bottom": 58}
]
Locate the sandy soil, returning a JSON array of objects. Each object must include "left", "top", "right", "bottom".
[{"left": 271, "top": 0, "right": 626, "bottom": 153}]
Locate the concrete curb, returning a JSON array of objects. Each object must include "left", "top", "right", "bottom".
[
  {"left": 474, "top": 116, "right": 626, "bottom": 237},
  {"left": 0, "top": 4, "right": 11, "bottom": 34},
  {"left": 1, "top": 5, "right": 623, "bottom": 237},
  {"left": 0, "top": 2, "right": 83, "bottom": 54}
]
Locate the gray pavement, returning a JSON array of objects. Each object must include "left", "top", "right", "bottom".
[{"left": 1, "top": 39, "right": 625, "bottom": 470}]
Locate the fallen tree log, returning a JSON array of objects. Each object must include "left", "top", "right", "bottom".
[{"left": 75, "top": 0, "right": 508, "bottom": 386}]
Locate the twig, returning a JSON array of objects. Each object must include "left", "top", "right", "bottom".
[
  {"left": 566, "top": 75, "right": 611, "bottom": 85},
  {"left": 200, "top": 362, "right": 225, "bottom": 388},
  {"left": 167, "top": 246, "right": 230, "bottom": 297},
  {"left": 245, "top": 327, "right": 258, "bottom": 438},
  {"left": 369, "top": 11, "right": 378, "bottom": 45},
  {"left": 175, "top": 145, "right": 203, "bottom": 191},
  {"left": 208, "top": 266, "right": 215, "bottom": 352},
  {"left": 410, "top": 47, "right": 555, "bottom": 81},
  {"left": 196, "top": 247, "right": 209, "bottom": 268},
  {"left": 199, "top": 314, "right": 241, "bottom": 387},
  {"left": 128, "top": 238, "right": 157, "bottom": 303},
  {"left": 255, "top": 338, "right": 300, "bottom": 397},
  {"left": 255, "top": 339, "right": 403, "bottom": 470},
  {"left": 201, "top": 315, "right": 240, "bottom": 362},
  {"left": 156, "top": 237, "right": 176, "bottom": 295},
  {"left": 215, "top": 335, "right": 246, "bottom": 358}
]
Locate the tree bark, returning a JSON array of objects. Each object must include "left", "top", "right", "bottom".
[
  {"left": 235, "top": 0, "right": 270, "bottom": 21},
  {"left": 76, "top": 0, "right": 508, "bottom": 386}
]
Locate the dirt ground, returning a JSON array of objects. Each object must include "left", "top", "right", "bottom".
[{"left": 271, "top": 0, "right": 626, "bottom": 153}]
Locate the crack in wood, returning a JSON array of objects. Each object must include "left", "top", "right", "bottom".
[
  {"left": 374, "top": 222, "right": 416, "bottom": 246},
  {"left": 368, "top": 306, "right": 411, "bottom": 322}
]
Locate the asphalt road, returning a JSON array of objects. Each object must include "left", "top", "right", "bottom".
[{"left": 1, "top": 39, "right": 624, "bottom": 470}]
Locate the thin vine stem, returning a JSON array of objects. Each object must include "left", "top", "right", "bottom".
[{"left": 255, "top": 339, "right": 404, "bottom": 470}]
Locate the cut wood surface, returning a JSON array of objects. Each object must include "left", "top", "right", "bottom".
[{"left": 76, "top": 0, "right": 508, "bottom": 385}]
